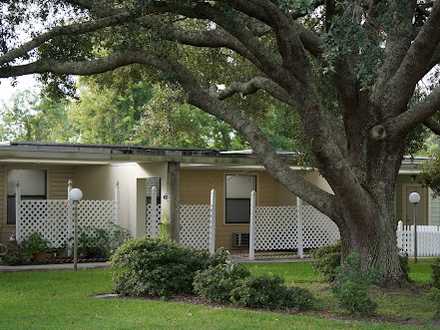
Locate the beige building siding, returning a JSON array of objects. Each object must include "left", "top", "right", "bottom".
[
  {"left": 47, "top": 166, "right": 74, "bottom": 199},
  {"left": 74, "top": 162, "right": 168, "bottom": 237},
  {"left": 179, "top": 169, "right": 331, "bottom": 249},
  {"left": 396, "top": 174, "right": 429, "bottom": 224},
  {"left": 0, "top": 164, "right": 75, "bottom": 243}
]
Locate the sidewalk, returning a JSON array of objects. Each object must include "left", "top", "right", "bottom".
[{"left": 0, "top": 262, "right": 110, "bottom": 272}]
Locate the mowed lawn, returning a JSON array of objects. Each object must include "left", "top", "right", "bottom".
[{"left": 0, "top": 260, "right": 436, "bottom": 330}]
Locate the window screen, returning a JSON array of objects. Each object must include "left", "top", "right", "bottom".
[
  {"left": 225, "top": 175, "right": 256, "bottom": 224},
  {"left": 7, "top": 169, "right": 47, "bottom": 224}
]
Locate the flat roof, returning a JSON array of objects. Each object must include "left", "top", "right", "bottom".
[{"left": 0, "top": 142, "right": 430, "bottom": 168}]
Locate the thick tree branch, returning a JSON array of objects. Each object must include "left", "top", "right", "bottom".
[
  {"left": 211, "top": 76, "right": 295, "bottom": 106},
  {"left": 0, "top": 51, "right": 154, "bottom": 77},
  {"left": 424, "top": 117, "right": 440, "bottom": 135},
  {"left": 377, "top": 86, "right": 440, "bottom": 138},
  {"left": 0, "top": 13, "right": 134, "bottom": 66},
  {"left": 381, "top": 1, "right": 440, "bottom": 114}
]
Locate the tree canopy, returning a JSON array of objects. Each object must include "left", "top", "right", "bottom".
[{"left": 1, "top": 0, "right": 440, "bottom": 284}]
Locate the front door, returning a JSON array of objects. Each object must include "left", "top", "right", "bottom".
[{"left": 402, "top": 184, "right": 428, "bottom": 225}]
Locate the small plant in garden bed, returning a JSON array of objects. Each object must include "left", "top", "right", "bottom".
[
  {"left": 231, "top": 275, "right": 315, "bottom": 311},
  {"left": 193, "top": 263, "right": 251, "bottom": 303},
  {"left": 0, "top": 225, "right": 130, "bottom": 266},
  {"left": 332, "top": 253, "right": 378, "bottom": 316},
  {"left": 311, "top": 242, "right": 341, "bottom": 282}
]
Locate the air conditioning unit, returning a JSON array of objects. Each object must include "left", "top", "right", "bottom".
[{"left": 232, "top": 232, "right": 249, "bottom": 248}]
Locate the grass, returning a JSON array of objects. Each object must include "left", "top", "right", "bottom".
[{"left": 0, "top": 259, "right": 437, "bottom": 330}]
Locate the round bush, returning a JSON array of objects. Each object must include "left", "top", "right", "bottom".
[
  {"left": 231, "top": 275, "right": 314, "bottom": 311},
  {"left": 311, "top": 242, "right": 341, "bottom": 282},
  {"left": 193, "top": 263, "right": 250, "bottom": 303},
  {"left": 111, "top": 238, "right": 211, "bottom": 297}
]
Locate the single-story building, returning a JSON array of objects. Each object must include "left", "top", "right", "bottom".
[{"left": 0, "top": 142, "right": 435, "bottom": 252}]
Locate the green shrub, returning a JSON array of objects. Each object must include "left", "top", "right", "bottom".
[
  {"left": 399, "top": 253, "right": 411, "bottom": 282},
  {"left": 231, "top": 275, "right": 314, "bottom": 311},
  {"left": 111, "top": 237, "right": 211, "bottom": 297},
  {"left": 78, "top": 225, "right": 131, "bottom": 258},
  {"left": 0, "top": 240, "right": 29, "bottom": 265},
  {"left": 428, "top": 287, "right": 440, "bottom": 319},
  {"left": 432, "top": 258, "right": 440, "bottom": 289},
  {"left": 21, "top": 233, "right": 50, "bottom": 258},
  {"left": 332, "top": 253, "right": 377, "bottom": 316},
  {"left": 193, "top": 263, "right": 250, "bottom": 303},
  {"left": 311, "top": 242, "right": 341, "bottom": 282}
]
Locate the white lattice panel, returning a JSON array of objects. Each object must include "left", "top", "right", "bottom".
[
  {"left": 146, "top": 204, "right": 161, "bottom": 237},
  {"left": 77, "top": 200, "right": 115, "bottom": 232},
  {"left": 18, "top": 200, "right": 70, "bottom": 248},
  {"left": 255, "top": 207, "right": 298, "bottom": 251},
  {"left": 301, "top": 205, "right": 340, "bottom": 249},
  {"left": 179, "top": 204, "right": 210, "bottom": 250},
  {"left": 17, "top": 199, "right": 118, "bottom": 248}
]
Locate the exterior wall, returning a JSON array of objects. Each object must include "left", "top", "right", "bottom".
[
  {"left": 179, "top": 168, "right": 332, "bottom": 250},
  {"left": 0, "top": 163, "right": 74, "bottom": 243},
  {"left": 74, "top": 162, "right": 168, "bottom": 237},
  {"left": 396, "top": 174, "right": 429, "bottom": 225}
]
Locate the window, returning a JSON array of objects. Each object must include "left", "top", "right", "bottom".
[
  {"left": 225, "top": 175, "right": 256, "bottom": 224},
  {"left": 7, "top": 169, "right": 47, "bottom": 224}
]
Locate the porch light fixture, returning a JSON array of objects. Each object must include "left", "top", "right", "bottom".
[
  {"left": 408, "top": 192, "right": 421, "bottom": 204},
  {"left": 69, "top": 188, "right": 83, "bottom": 271},
  {"left": 408, "top": 192, "right": 420, "bottom": 263},
  {"left": 69, "top": 188, "right": 83, "bottom": 202}
]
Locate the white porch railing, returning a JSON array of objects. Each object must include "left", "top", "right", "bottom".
[
  {"left": 16, "top": 199, "right": 119, "bottom": 248},
  {"left": 397, "top": 221, "right": 440, "bottom": 257},
  {"left": 15, "top": 181, "right": 120, "bottom": 248},
  {"left": 145, "top": 188, "right": 216, "bottom": 253},
  {"left": 249, "top": 194, "right": 340, "bottom": 260}
]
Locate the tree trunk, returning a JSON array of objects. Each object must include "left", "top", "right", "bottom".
[
  {"left": 339, "top": 209, "right": 404, "bottom": 286},
  {"left": 331, "top": 145, "right": 406, "bottom": 287}
]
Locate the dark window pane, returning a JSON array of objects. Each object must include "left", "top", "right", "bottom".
[
  {"left": 226, "top": 199, "right": 251, "bottom": 223},
  {"left": 7, "top": 196, "right": 16, "bottom": 225}
]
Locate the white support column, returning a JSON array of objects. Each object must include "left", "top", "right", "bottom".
[
  {"left": 114, "top": 181, "right": 120, "bottom": 225},
  {"left": 15, "top": 182, "right": 21, "bottom": 243},
  {"left": 297, "top": 197, "right": 304, "bottom": 258},
  {"left": 397, "top": 220, "right": 403, "bottom": 251},
  {"left": 150, "top": 186, "right": 158, "bottom": 237},
  {"left": 209, "top": 189, "right": 216, "bottom": 255},
  {"left": 67, "top": 179, "right": 73, "bottom": 256},
  {"left": 249, "top": 190, "right": 256, "bottom": 260}
]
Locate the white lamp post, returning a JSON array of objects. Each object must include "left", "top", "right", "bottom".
[
  {"left": 69, "top": 188, "right": 83, "bottom": 271},
  {"left": 408, "top": 192, "right": 421, "bottom": 263}
]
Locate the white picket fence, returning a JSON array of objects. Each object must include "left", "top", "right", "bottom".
[{"left": 397, "top": 221, "right": 440, "bottom": 257}]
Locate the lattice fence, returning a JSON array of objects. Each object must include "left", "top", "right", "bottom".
[
  {"left": 179, "top": 204, "right": 211, "bottom": 250},
  {"left": 17, "top": 199, "right": 118, "bottom": 248},
  {"left": 302, "top": 205, "right": 340, "bottom": 249},
  {"left": 254, "top": 205, "right": 340, "bottom": 252},
  {"left": 255, "top": 207, "right": 298, "bottom": 251},
  {"left": 146, "top": 204, "right": 161, "bottom": 237}
]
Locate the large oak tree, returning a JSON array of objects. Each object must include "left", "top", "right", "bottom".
[{"left": 1, "top": 0, "right": 439, "bottom": 285}]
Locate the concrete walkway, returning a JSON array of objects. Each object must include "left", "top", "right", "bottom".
[
  {"left": 0, "top": 262, "right": 110, "bottom": 272},
  {"left": 232, "top": 255, "right": 312, "bottom": 263}
]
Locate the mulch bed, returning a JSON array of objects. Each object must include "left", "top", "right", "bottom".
[{"left": 4, "top": 257, "right": 108, "bottom": 266}]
